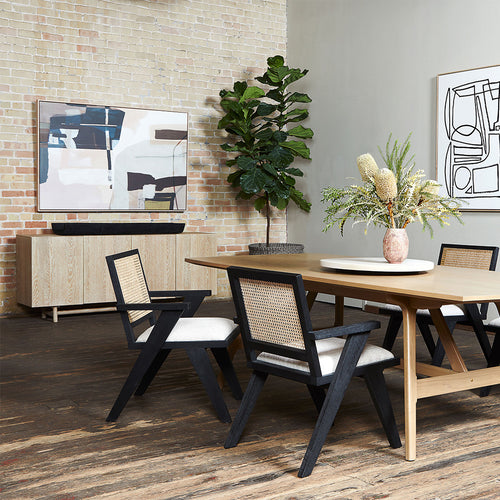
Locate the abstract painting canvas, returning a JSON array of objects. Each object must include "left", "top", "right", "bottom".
[
  {"left": 38, "top": 101, "right": 188, "bottom": 211},
  {"left": 436, "top": 65, "right": 500, "bottom": 211}
]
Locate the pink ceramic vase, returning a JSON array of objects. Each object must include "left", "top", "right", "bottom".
[{"left": 383, "top": 228, "right": 409, "bottom": 264}]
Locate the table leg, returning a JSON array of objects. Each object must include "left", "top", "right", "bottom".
[
  {"left": 306, "top": 291, "right": 318, "bottom": 311},
  {"left": 401, "top": 304, "right": 417, "bottom": 461},
  {"left": 429, "top": 309, "right": 467, "bottom": 373}
]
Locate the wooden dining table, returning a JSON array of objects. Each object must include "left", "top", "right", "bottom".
[{"left": 186, "top": 252, "right": 500, "bottom": 461}]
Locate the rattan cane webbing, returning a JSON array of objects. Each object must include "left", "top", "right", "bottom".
[
  {"left": 114, "top": 255, "right": 151, "bottom": 323},
  {"left": 441, "top": 247, "right": 494, "bottom": 270},
  {"left": 239, "top": 278, "right": 305, "bottom": 350}
]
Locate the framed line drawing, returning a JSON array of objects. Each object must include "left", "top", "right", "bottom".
[
  {"left": 38, "top": 101, "right": 188, "bottom": 212},
  {"left": 436, "top": 65, "right": 500, "bottom": 211}
]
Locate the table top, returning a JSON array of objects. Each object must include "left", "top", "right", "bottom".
[{"left": 186, "top": 252, "right": 500, "bottom": 307}]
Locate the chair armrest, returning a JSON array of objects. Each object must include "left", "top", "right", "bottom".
[
  {"left": 308, "top": 320, "right": 381, "bottom": 340},
  {"left": 149, "top": 290, "right": 211, "bottom": 298},
  {"left": 116, "top": 302, "right": 189, "bottom": 312},
  {"left": 149, "top": 290, "right": 211, "bottom": 317}
]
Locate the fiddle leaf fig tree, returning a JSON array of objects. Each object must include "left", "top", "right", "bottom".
[{"left": 218, "top": 55, "right": 313, "bottom": 245}]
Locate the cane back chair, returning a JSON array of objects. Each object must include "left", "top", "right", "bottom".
[
  {"left": 225, "top": 266, "right": 401, "bottom": 478},
  {"left": 482, "top": 316, "right": 500, "bottom": 396},
  {"left": 105, "top": 249, "right": 242, "bottom": 423},
  {"left": 370, "top": 244, "right": 498, "bottom": 367}
]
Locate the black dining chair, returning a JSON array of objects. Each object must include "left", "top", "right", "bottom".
[
  {"left": 481, "top": 316, "right": 500, "bottom": 396},
  {"left": 366, "top": 243, "right": 498, "bottom": 367},
  {"left": 105, "top": 249, "right": 242, "bottom": 423},
  {"left": 224, "top": 266, "right": 401, "bottom": 478}
]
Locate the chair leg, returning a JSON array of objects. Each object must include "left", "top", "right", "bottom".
[
  {"left": 307, "top": 385, "right": 326, "bottom": 413},
  {"left": 135, "top": 349, "right": 170, "bottom": 396},
  {"left": 480, "top": 332, "right": 500, "bottom": 397},
  {"left": 298, "top": 333, "right": 368, "bottom": 478},
  {"left": 225, "top": 370, "right": 268, "bottom": 448},
  {"left": 464, "top": 304, "right": 492, "bottom": 362},
  {"left": 382, "top": 312, "right": 402, "bottom": 351},
  {"left": 431, "top": 319, "right": 457, "bottom": 366},
  {"left": 186, "top": 348, "right": 232, "bottom": 423},
  {"left": 106, "top": 346, "right": 165, "bottom": 422},
  {"left": 363, "top": 367, "right": 401, "bottom": 449},
  {"left": 416, "top": 318, "right": 436, "bottom": 358},
  {"left": 211, "top": 347, "right": 243, "bottom": 400}
]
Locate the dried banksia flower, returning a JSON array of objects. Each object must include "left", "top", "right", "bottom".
[
  {"left": 375, "top": 168, "right": 398, "bottom": 202},
  {"left": 420, "top": 181, "right": 440, "bottom": 199},
  {"left": 357, "top": 153, "right": 379, "bottom": 181}
]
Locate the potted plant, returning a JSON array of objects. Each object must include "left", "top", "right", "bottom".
[
  {"left": 321, "top": 134, "right": 463, "bottom": 263},
  {"left": 218, "top": 55, "right": 313, "bottom": 254}
]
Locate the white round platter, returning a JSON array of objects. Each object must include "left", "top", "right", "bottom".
[{"left": 320, "top": 257, "right": 434, "bottom": 274}]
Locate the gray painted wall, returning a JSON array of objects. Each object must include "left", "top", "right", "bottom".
[{"left": 287, "top": 0, "right": 500, "bottom": 263}]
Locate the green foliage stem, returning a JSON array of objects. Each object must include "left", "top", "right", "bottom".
[{"left": 322, "top": 134, "right": 463, "bottom": 237}]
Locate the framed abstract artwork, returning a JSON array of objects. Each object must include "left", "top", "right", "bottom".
[
  {"left": 37, "top": 101, "right": 188, "bottom": 211},
  {"left": 436, "top": 65, "right": 500, "bottom": 211}
]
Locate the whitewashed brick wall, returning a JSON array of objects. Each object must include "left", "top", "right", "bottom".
[{"left": 0, "top": 0, "right": 288, "bottom": 314}]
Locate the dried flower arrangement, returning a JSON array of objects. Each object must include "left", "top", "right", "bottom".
[{"left": 322, "top": 134, "right": 463, "bottom": 236}]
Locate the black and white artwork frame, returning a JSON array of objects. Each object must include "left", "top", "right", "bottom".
[{"left": 436, "top": 65, "right": 500, "bottom": 211}]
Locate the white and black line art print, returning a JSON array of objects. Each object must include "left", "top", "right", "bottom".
[{"left": 437, "top": 65, "right": 500, "bottom": 211}]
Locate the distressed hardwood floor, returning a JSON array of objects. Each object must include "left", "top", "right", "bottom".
[{"left": 1, "top": 301, "right": 499, "bottom": 499}]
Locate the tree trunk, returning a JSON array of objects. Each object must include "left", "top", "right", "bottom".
[{"left": 266, "top": 194, "right": 271, "bottom": 246}]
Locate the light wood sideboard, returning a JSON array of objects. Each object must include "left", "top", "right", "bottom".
[{"left": 16, "top": 233, "right": 217, "bottom": 321}]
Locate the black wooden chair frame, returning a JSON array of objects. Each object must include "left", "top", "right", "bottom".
[
  {"left": 106, "top": 249, "right": 242, "bottom": 424},
  {"left": 382, "top": 244, "right": 498, "bottom": 369},
  {"left": 225, "top": 266, "right": 401, "bottom": 478},
  {"left": 482, "top": 318, "right": 500, "bottom": 396}
]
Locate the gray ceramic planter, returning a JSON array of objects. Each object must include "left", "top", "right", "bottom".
[{"left": 248, "top": 243, "right": 304, "bottom": 255}]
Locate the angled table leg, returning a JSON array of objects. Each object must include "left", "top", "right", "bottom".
[{"left": 429, "top": 309, "right": 467, "bottom": 373}]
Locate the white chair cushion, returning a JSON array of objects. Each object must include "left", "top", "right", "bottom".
[
  {"left": 137, "top": 317, "right": 237, "bottom": 343},
  {"left": 366, "top": 301, "right": 465, "bottom": 318},
  {"left": 257, "top": 337, "right": 394, "bottom": 376},
  {"left": 488, "top": 317, "right": 500, "bottom": 329}
]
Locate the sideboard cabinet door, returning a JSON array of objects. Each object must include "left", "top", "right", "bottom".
[
  {"left": 175, "top": 233, "right": 217, "bottom": 291},
  {"left": 83, "top": 235, "right": 131, "bottom": 304},
  {"left": 16, "top": 235, "right": 84, "bottom": 307}
]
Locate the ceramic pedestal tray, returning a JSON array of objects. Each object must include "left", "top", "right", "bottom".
[{"left": 320, "top": 257, "right": 434, "bottom": 274}]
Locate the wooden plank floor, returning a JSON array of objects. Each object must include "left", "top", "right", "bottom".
[{"left": 1, "top": 301, "right": 499, "bottom": 499}]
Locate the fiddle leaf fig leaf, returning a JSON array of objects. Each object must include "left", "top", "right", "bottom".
[
  {"left": 254, "top": 196, "right": 267, "bottom": 211},
  {"left": 241, "top": 86, "right": 265, "bottom": 101},
  {"left": 256, "top": 102, "right": 277, "bottom": 116},
  {"left": 240, "top": 168, "right": 268, "bottom": 193},
  {"left": 266, "top": 89, "right": 283, "bottom": 102},
  {"left": 287, "top": 125, "right": 314, "bottom": 139},
  {"left": 227, "top": 169, "right": 242, "bottom": 185},
  {"left": 255, "top": 127, "right": 273, "bottom": 140},
  {"left": 220, "top": 143, "right": 240, "bottom": 152},
  {"left": 267, "top": 145, "right": 294, "bottom": 166},
  {"left": 285, "top": 167, "right": 304, "bottom": 177},
  {"left": 290, "top": 188, "right": 312, "bottom": 212},
  {"left": 267, "top": 55, "right": 285, "bottom": 68},
  {"left": 281, "top": 140, "right": 311, "bottom": 159},
  {"left": 284, "top": 108, "right": 309, "bottom": 122},
  {"left": 262, "top": 163, "right": 278, "bottom": 177},
  {"left": 272, "top": 131, "right": 288, "bottom": 143},
  {"left": 236, "top": 156, "right": 257, "bottom": 171},
  {"left": 286, "top": 92, "right": 312, "bottom": 104},
  {"left": 233, "top": 81, "right": 248, "bottom": 96}
]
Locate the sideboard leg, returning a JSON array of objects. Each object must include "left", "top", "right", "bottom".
[{"left": 52, "top": 307, "right": 58, "bottom": 323}]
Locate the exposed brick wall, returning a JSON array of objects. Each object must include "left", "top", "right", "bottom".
[{"left": 1, "top": 0, "right": 288, "bottom": 314}]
